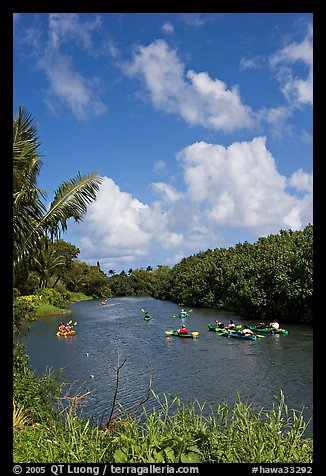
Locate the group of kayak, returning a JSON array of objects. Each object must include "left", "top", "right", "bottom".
[
  {"left": 208, "top": 319, "right": 289, "bottom": 341},
  {"left": 142, "top": 308, "right": 199, "bottom": 338},
  {"left": 144, "top": 308, "right": 289, "bottom": 341},
  {"left": 57, "top": 302, "right": 288, "bottom": 341}
]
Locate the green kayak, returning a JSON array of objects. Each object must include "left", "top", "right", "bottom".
[
  {"left": 208, "top": 324, "right": 241, "bottom": 332},
  {"left": 249, "top": 326, "right": 288, "bottom": 335},
  {"left": 165, "top": 330, "right": 199, "bottom": 338}
]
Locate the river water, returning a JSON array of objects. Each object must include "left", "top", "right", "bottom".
[{"left": 19, "top": 296, "right": 313, "bottom": 434}]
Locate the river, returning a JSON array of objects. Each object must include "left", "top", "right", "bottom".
[{"left": 19, "top": 296, "right": 313, "bottom": 434}]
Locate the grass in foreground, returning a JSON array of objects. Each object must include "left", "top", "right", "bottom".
[{"left": 13, "top": 343, "right": 312, "bottom": 463}]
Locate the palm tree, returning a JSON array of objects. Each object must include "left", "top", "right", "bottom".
[
  {"left": 32, "top": 237, "right": 67, "bottom": 288},
  {"left": 13, "top": 106, "right": 102, "bottom": 284}
]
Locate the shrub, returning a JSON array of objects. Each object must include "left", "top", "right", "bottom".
[
  {"left": 36, "top": 288, "right": 68, "bottom": 309},
  {"left": 13, "top": 295, "right": 38, "bottom": 331}
]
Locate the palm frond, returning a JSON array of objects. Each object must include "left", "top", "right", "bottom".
[
  {"left": 15, "top": 173, "right": 103, "bottom": 266},
  {"left": 44, "top": 172, "right": 103, "bottom": 236}
]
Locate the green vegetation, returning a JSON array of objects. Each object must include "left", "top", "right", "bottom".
[
  {"left": 13, "top": 106, "right": 102, "bottom": 294},
  {"left": 152, "top": 225, "right": 313, "bottom": 324},
  {"left": 13, "top": 288, "right": 91, "bottom": 332},
  {"left": 13, "top": 344, "right": 312, "bottom": 463}
]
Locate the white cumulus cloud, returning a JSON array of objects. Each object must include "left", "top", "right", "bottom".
[
  {"left": 177, "top": 136, "right": 312, "bottom": 233},
  {"left": 73, "top": 139, "right": 312, "bottom": 269},
  {"left": 269, "top": 24, "right": 313, "bottom": 106},
  {"left": 124, "top": 39, "right": 254, "bottom": 132}
]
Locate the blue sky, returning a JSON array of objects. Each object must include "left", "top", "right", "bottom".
[{"left": 13, "top": 12, "right": 313, "bottom": 273}]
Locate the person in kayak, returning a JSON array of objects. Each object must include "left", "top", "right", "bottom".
[
  {"left": 65, "top": 322, "right": 72, "bottom": 332},
  {"left": 226, "top": 320, "right": 236, "bottom": 329},
  {"left": 178, "top": 324, "right": 189, "bottom": 335},
  {"left": 180, "top": 309, "right": 188, "bottom": 318},
  {"left": 144, "top": 312, "right": 151, "bottom": 319},
  {"left": 215, "top": 319, "right": 225, "bottom": 328},
  {"left": 270, "top": 319, "right": 280, "bottom": 329},
  {"left": 58, "top": 322, "right": 66, "bottom": 332},
  {"left": 239, "top": 325, "right": 254, "bottom": 335}
]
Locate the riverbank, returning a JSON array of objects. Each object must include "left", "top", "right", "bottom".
[{"left": 36, "top": 292, "right": 93, "bottom": 317}]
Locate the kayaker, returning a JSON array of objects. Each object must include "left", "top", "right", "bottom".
[
  {"left": 270, "top": 319, "right": 280, "bottom": 329},
  {"left": 239, "top": 326, "right": 254, "bottom": 335},
  {"left": 144, "top": 312, "right": 151, "bottom": 319},
  {"left": 58, "top": 322, "right": 66, "bottom": 332},
  {"left": 65, "top": 322, "right": 72, "bottom": 332},
  {"left": 215, "top": 319, "right": 225, "bottom": 328},
  {"left": 180, "top": 309, "right": 188, "bottom": 318},
  {"left": 178, "top": 324, "right": 189, "bottom": 335},
  {"left": 226, "top": 320, "right": 236, "bottom": 329}
]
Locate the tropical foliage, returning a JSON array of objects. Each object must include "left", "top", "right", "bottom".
[
  {"left": 13, "top": 106, "right": 102, "bottom": 291},
  {"left": 152, "top": 225, "right": 313, "bottom": 323}
]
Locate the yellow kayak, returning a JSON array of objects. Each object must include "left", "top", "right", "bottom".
[{"left": 56, "top": 330, "right": 76, "bottom": 337}]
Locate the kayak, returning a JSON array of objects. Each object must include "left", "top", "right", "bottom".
[
  {"left": 56, "top": 330, "right": 76, "bottom": 337},
  {"left": 217, "top": 330, "right": 257, "bottom": 341},
  {"left": 144, "top": 316, "right": 152, "bottom": 321},
  {"left": 208, "top": 324, "right": 242, "bottom": 332},
  {"left": 249, "top": 326, "right": 288, "bottom": 335},
  {"left": 208, "top": 324, "right": 220, "bottom": 331},
  {"left": 165, "top": 330, "right": 199, "bottom": 338}
]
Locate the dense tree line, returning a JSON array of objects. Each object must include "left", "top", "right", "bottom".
[{"left": 152, "top": 225, "right": 313, "bottom": 324}]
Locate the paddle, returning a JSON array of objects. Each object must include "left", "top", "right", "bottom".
[{"left": 67, "top": 320, "right": 77, "bottom": 326}]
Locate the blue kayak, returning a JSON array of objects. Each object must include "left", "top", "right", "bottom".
[{"left": 218, "top": 330, "right": 257, "bottom": 341}]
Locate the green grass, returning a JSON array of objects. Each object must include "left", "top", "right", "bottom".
[
  {"left": 35, "top": 292, "right": 92, "bottom": 317},
  {"left": 14, "top": 391, "right": 313, "bottom": 463},
  {"left": 68, "top": 292, "right": 93, "bottom": 303},
  {"left": 13, "top": 343, "right": 313, "bottom": 464},
  {"left": 36, "top": 302, "right": 70, "bottom": 317}
]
